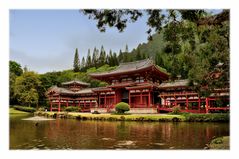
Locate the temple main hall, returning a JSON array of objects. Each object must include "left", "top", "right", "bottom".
[{"left": 46, "top": 59, "right": 229, "bottom": 113}]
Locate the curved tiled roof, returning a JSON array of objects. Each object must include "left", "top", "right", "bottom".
[
  {"left": 92, "top": 87, "right": 112, "bottom": 92},
  {"left": 61, "top": 80, "right": 90, "bottom": 86},
  {"left": 158, "top": 79, "right": 190, "bottom": 88},
  {"left": 47, "top": 86, "right": 73, "bottom": 94},
  {"left": 75, "top": 88, "right": 94, "bottom": 94},
  {"left": 90, "top": 59, "right": 168, "bottom": 78},
  {"left": 46, "top": 86, "right": 94, "bottom": 95}
]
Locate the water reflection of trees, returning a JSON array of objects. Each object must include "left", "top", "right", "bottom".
[
  {"left": 41, "top": 121, "right": 230, "bottom": 149},
  {"left": 10, "top": 118, "right": 229, "bottom": 149}
]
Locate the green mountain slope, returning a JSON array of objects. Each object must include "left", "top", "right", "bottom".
[{"left": 131, "top": 31, "right": 166, "bottom": 58}]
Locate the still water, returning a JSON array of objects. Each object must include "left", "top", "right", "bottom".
[{"left": 10, "top": 114, "right": 229, "bottom": 149}]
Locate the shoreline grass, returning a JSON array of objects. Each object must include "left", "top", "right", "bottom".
[
  {"left": 36, "top": 111, "right": 186, "bottom": 122},
  {"left": 208, "top": 136, "right": 229, "bottom": 149},
  {"left": 9, "top": 108, "right": 30, "bottom": 114},
  {"left": 34, "top": 111, "right": 229, "bottom": 122}
]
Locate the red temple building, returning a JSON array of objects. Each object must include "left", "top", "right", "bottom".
[
  {"left": 90, "top": 59, "right": 169, "bottom": 113},
  {"left": 46, "top": 80, "right": 97, "bottom": 112},
  {"left": 46, "top": 59, "right": 229, "bottom": 113},
  {"left": 158, "top": 79, "right": 229, "bottom": 113}
]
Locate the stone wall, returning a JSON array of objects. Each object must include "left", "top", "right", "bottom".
[
  {"left": 128, "top": 108, "right": 158, "bottom": 114},
  {"left": 90, "top": 108, "right": 108, "bottom": 113}
]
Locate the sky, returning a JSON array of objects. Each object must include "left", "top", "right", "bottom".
[
  {"left": 10, "top": 9, "right": 222, "bottom": 74},
  {"left": 10, "top": 10, "right": 149, "bottom": 73}
]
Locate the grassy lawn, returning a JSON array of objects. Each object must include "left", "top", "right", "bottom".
[
  {"left": 69, "top": 112, "right": 185, "bottom": 119},
  {"left": 39, "top": 111, "right": 186, "bottom": 121},
  {"left": 9, "top": 108, "right": 30, "bottom": 114},
  {"left": 209, "top": 136, "right": 229, "bottom": 149}
]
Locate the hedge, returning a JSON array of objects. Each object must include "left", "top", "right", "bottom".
[
  {"left": 13, "top": 105, "right": 36, "bottom": 113},
  {"left": 183, "top": 113, "right": 229, "bottom": 122},
  {"left": 64, "top": 106, "right": 81, "bottom": 112}
]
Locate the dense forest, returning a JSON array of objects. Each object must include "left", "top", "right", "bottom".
[{"left": 9, "top": 10, "right": 229, "bottom": 108}]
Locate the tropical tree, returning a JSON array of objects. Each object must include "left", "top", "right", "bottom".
[
  {"left": 82, "top": 9, "right": 228, "bottom": 39},
  {"left": 14, "top": 71, "right": 41, "bottom": 107},
  {"left": 10, "top": 61, "right": 23, "bottom": 76},
  {"left": 9, "top": 61, "right": 23, "bottom": 105}
]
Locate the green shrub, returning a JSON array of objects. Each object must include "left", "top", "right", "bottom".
[
  {"left": 64, "top": 106, "right": 81, "bottom": 112},
  {"left": 13, "top": 105, "right": 36, "bottom": 113},
  {"left": 184, "top": 113, "right": 229, "bottom": 122},
  {"left": 115, "top": 102, "right": 130, "bottom": 114},
  {"left": 171, "top": 106, "right": 181, "bottom": 114},
  {"left": 37, "top": 107, "right": 46, "bottom": 112},
  {"left": 92, "top": 111, "right": 100, "bottom": 114}
]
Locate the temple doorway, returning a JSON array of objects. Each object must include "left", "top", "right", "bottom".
[{"left": 121, "top": 89, "right": 129, "bottom": 104}]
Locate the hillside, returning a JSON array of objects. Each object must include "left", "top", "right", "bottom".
[{"left": 131, "top": 31, "right": 166, "bottom": 58}]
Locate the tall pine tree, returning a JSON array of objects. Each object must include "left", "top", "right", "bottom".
[
  {"left": 118, "top": 49, "right": 123, "bottom": 63},
  {"left": 92, "top": 48, "right": 97, "bottom": 67},
  {"left": 86, "top": 49, "right": 92, "bottom": 69},
  {"left": 108, "top": 50, "right": 114, "bottom": 66},
  {"left": 73, "top": 48, "right": 80, "bottom": 72},
  {"left": 135, "top": 49, "right": 142, "bottom": 60},
  {"left": 99, "top": 45, "right": 106, "bottom": 67},
  {"left": 106, "top": 54, "right": 110, "bottom": 65},
  {"left": 142, "top": 52, "right": 146, "bottom": 59},
  {"left": 125, "top": 44, "right": 129, "bottom": 52},
  {"left": 113, "top": 52, "right": 119, "bottom": 66},
  {"left": 81, "top": 57, "right": 86, "bottom": 72}
]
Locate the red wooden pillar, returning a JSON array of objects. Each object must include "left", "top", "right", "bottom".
[
  {"left": 129, "top": 91, "right": 131, "bottom": 108},
  {"left": 186, "top": 95, "right": 188, "bottom": 110},
  {"left": 140, "top": 90, "right": 143, "bottom": 104},
  {"left": 98, "top": 94, "right": 100, "bottom": 108},
  {"left": 206, "top": 98, "right": 209, "bottom": 114},
  {"left": 58, "top": 98, "right": 61, "bottom": 112},
  {"left": 148, "top": 90, "right": 151, "bottom": 107},
  {"left": 164, "top": 97, "right": 166, "bottom": 107},
  {"left": 198, "top": 96, "right": 201, "bottom": 111},
  {"left": 104, "top": 94, "right": 107, "bottom": 108},
  {"left": 114, "top": 91, "right": 117, "bottom": 105},
  {"left": 174, "top": 95, "right": 177, "bottom": 106},
  {"left": 66, "top": 100, "right": 69, "bottom": 107},
  {"left": 152, "top": 91, "right": 154, "bottom": 106},
  {"left": 50, "top": 101, "right": 52, "bottom": 112},
  {"left": 90, "top": 100, "right": 92, "bottom": 108}
]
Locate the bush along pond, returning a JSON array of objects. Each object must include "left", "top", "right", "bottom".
[{"left": 34, "top": 111, "right": 229, "bottom": 123}]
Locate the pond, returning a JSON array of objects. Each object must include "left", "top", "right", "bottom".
[{"left": 10, "top": 114, "right": 229, "bottom": 149}]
